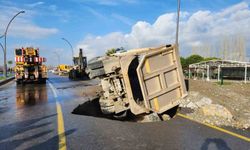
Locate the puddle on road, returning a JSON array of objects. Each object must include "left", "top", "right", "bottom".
[{"left": 16, "top": 84, "right": 48, "bottom": 108}]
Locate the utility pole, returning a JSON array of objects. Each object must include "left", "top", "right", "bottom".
[
  {"left": 0, "top": 43, "right": 4, "bottom": 54},
  {"left": 3, "top": 10, "right": 25, "bottom": 78},
  {"left": 175, "top": 0, "right": 181, "bottom": 47},
  {"left": 0, "top": 36, "right": 4, "bottom": 75}
]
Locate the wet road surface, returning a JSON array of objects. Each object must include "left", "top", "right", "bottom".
[{"left": 0, "top": 74, "right": 249, "bottom": 150}]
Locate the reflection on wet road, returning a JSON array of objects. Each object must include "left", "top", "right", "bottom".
[
  {"left": 0, "top": 79, "right": 59, "bottom": 150},
  {"left": 16, "top": 84, "right": 48, "bottom": 108}
]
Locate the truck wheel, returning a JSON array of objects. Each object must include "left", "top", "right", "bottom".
[
  {"left": 99, "top": 96, "right": 115, "bottom": 115},
  {"left": 69, "top": 70, "right": 77, "bottom": 80},
  {"left": 89, "top": 68, "right": 105, "bottom": 79},
  {"left": 100, "top": 105, "right": 115, "bottom": 115},
  {"left": 114, "top": 111, "right": 127, "bottom": 119},
  {"left": 99, "top": 99, "right": 114, "bottom": 107},
  {"left": 88, "top": 57, "right": 104, "bottom": 70}
]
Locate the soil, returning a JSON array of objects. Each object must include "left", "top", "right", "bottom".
[{"left": 181, "top": 80, "right": 250, "bottom": 129}]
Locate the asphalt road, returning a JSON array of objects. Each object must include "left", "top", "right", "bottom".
[{"left": 0, "top": 74, "right": 249, "bottom": 150}]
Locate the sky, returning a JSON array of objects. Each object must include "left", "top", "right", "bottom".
[{"left": 0, "top": 0, "right": 250, "bottom": 66}]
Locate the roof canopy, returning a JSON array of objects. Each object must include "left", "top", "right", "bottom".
[{"left": 189, "top": 60, "right": 250, "bottom": 68}]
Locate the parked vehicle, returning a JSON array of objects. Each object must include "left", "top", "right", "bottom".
[
  {"left": 57, "top": 64, "right": 72, "bottom": 76},
  {"left": 69, "top": 48, "right": 88, "bottom": 80}
]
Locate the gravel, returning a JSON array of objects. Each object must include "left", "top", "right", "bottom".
[{"left": 180, "top": 80, "right": 250, "bottom": 129}]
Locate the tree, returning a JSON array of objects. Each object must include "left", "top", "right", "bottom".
[
  {"left": 106, "top": 48, "right": 116, "bottom": 56},
  {"left": 106, "top": 47, "right": 126, "bottom": 56},
  {"left": 186, "top": 54, "right": 204, "bottom": 65},
  {"left": 203, "top": 57, "right": 220, "bottom": 61},
  {"left": 7, "top": 60, "right": 13, "bottom": 73},
  {"left": 7, "top": 60, "right": 13, "bottom": 65},
  {"left": 180, "top": 57, "right": 188, "bottom": 69}
]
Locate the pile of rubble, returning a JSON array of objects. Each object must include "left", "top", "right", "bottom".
[{"left": 180, "top": 91, "right": 250, "bottom": 129}]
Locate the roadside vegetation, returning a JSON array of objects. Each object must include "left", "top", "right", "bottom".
[
  {"left": 106, "top": 47, "right": 126, "bottom": 56},
  {"left": 180, "top": 54, "right": 219, "bottom": 69},
  {"left": 0, "top": 73, "right": 14, "bottom": 81},
  {"left": 0, "top": 76, "right": 6, "bottom": 80}
]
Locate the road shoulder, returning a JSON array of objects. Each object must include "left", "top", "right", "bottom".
[{"left": 0, "top": 76, "right": 15, "bottom": 86}]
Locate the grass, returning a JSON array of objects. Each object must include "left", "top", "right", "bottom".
[
  {"left": 0, "top": 76, "right": 6, "bottom": 80},
  {"left": 0, "top": 73, "right": 14, "bottom": 81}
]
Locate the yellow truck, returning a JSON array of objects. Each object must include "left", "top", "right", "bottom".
[
  {"left": 57, "top": 64, "right": 72, "bottom": 76},
  {"left": 14, "top": 47, "right": 47, "bottom": 84}
]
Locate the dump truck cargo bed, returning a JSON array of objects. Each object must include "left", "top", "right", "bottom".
[{"left": 136, "top": 45, "right": 187, "bottom": 113}]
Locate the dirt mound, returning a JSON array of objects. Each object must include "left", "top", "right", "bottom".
[{"left": 181, "top": 80, "right": 250, "bottom": 129}]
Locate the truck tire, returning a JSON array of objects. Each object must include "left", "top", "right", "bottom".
[
  {"left": 69, "top": 70, "right": 77, "bottom": 80},
  {"left": 99, "top": 97, "right": 115, "bottom": 114},
  {"left": 99, "top": 99, "right": 114, "bottom": 107},
  {"left": 88, "top": 57, "right": 103, "bottom": 70},
  {"left": 114, "top": 110, "right": 127, "bottom": 119},
  {"left": 89, "top": 68, "right": 105, "bottom": 79},
  {"left": 100, "top": 105, "right": 115, "bottom": 115}
]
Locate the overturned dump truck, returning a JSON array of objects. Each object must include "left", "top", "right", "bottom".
[{"left": 88, "top": 44, "right": 188, "bottom": 120}]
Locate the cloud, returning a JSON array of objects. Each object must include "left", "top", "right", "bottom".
[
  {"left": 77, "top": 33, "right": 125, "bottom": 58},
  {"left": 0, "top": 4, "right": 58, "bottom": 39},
  {"left": 86, "top": 8, "right": 134, "bottom": 25},
  {"left": 45, "top": 5, "right": 70, "bottom": 23},
  {"left": 9, "top": 25, "right": 58, "bottom": 39},
  {"left": 85, "top": 7, "right": 107, "bottom": 20},
  {"left": 77, "top": 2, "right": 250, "bottom": 59},
  {"left": 48, "top": 5, "right": 57, "bottom": 11},
  {"left": 111, "top": 13, "right": 133, "bottom": 26},
  {"left": 79, "top": 0, "right": 138, "bottom": 6},
  {"left": 26, "top": 1, "right": 44, "bottom": 7}
]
